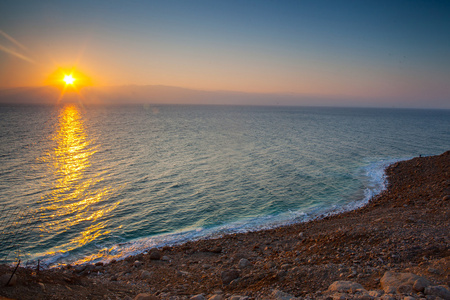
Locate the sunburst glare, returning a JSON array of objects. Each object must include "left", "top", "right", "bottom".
[{"left": 63, "top": 74, "right": 75, "bottom": 85}]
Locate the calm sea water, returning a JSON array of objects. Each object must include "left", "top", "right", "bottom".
[{"left": 0, "top": 104, "right": 449, "bottom": 267}]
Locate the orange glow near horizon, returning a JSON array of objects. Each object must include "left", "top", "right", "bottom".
[
  {"left": 45, "top": 67, "right": 92, "bottom": 88},
  {"left": 45, "top": 67, "right": 93, "bottom": 104}
]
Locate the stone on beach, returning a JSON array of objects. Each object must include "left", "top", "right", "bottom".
[
  {"left": 327, "top": 281, "right": 365, "bottom": 293},
  {"left": 380, "top": 271, "right": 428, "bottom": 294},
  {"left": 238, "top": 258, "right": 251, "bottom": 268},
  {"left": 139, "top": 270, "right": 153, "bottom": 280},
  {"left": 221, "top": 269, "right": 240, "bottom": 284},
  {"left": 149, "top": 250, "right": 162, "bottom": 260},
  {"left": 424, "top": 285, "right": 450, "bottom": 299},
  {"left": 133, "top": 293, "right": 158, "bottom": 300}
]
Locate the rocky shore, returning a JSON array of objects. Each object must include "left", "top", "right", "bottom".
[{"left": 1, "top": 151, "right": 449, "bottom": 300}]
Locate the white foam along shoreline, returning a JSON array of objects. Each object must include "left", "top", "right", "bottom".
[{"left": 38, "top": 157, "right": 409, "bottom": 268}]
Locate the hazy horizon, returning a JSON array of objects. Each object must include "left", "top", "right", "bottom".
[
  {"left": 1, "top": 84, "right": 449, "bottom": 110},
  {"left": 1, "top": 1, "right": 450, "bottom": 108}
]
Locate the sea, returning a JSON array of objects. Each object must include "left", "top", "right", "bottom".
[{"left": 0, "top": 104, "right": 449, "bottom": 267}]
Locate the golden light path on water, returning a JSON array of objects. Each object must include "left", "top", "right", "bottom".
[{"left": 37, "top": 104, "right": 120, "bottom": 264}]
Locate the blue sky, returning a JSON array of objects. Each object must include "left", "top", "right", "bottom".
[{"left": 1, "top": 0, "right": 449, "bottom": 107}]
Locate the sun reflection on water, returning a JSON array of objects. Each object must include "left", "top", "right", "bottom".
[{"left": 38, "top": 104, "right": 120, "bottom": 262}]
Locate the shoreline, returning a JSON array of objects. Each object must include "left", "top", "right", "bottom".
[
  {"left": 49, "top": 157, "right": 394, "bottom": 268},
  {"left": 1, "top": 151, "right": 449, "bottom": 299}
]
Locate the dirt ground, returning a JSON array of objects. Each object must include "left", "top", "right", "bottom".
[{"left": 1, "top": 151, "right": 449, "bottom": 299}]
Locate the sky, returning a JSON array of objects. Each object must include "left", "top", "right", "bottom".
[{"left": 1, "top": 0, "right": 450, "bottom": 108}]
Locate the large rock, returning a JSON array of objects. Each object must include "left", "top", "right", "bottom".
[
  {"left": 328, "top": 281, "right": 365, "bottom": 293},
  {"left": 380, "top": 272, "right": 429, "bottom": 294},
  {"left": 424, "top": 285, "right": 450, "bottom": 299},
  {"left": 413, "top": 277, "right": 430, "bottom": 292},
  {"left": 221, "top": 269, "right": 240, "bottom": 284}
]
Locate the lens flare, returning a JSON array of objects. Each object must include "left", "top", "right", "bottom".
[{"left": 63, "top": 74, "right": 75, "bottom": 85}]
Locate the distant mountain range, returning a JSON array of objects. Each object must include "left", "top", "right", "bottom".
[{"left": 0, "top": 85, "right": 345, "bottom": 107}]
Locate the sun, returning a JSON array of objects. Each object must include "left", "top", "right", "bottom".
[
  {"left": 63, "top": 74, "right": 75, "bottom": 85},
  {"left": 45, "top": 67, "right": 94, "bottom": 104}
]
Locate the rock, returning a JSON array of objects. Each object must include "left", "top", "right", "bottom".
[
  {"left": 161, "top": 256, "right": 170, "bottom": 261},
  {"left": 413, "top": 277, "right": 430, "bottom": 292},
  {"left": 190, "top": 295, "right": 206, "bottom": 300},
  {"left": 380, "top": 295, "right": 395, "bottom": 300},
  {"left": 82, "top": 264, "right": 95, "bottom": 275},
  {"left": 331, "top": 294, "right": 347, "bottom": 300},
  {"left": 358, "top": 294, "right": 375, "bottom": 300},
  {"left": 94, "top": 265, "right": 103, "bottom": 271},
  {"left": 149, "top": 250, "right": 162, "bottom": 260},
  {"left": 221, "top": 269, "right": 240, "bottom": 284},
  {"left": 238, "top": 258, "right": 251, "bottom": 268},
  {"left": 94, "top": 261, "right": 103, "bottom": 266},
  {"left": 74, "top": 265, "right": 86, "bottom": 273},
  {"left": 210, "top": 246, "right": 222, "bottom": 253},
  {"left": 208, "top": 295, "right": 223, "bottom": 300},
  {"left": 403, "top": 297, "right": 416, "bottom": 300},
  {"left": 443, "top": 195, "right": 450, "bottom": 201},
  {"left": 134, "top": 293, "right": 158, "bottom": 300},
  {"left": 397, "top": 284, "right": 413, "bottom": 294},
  {"left": 277, "top": 270, "right": 287, "bottom": 278},
  {"left": 328, "top": 281, "right": 365, "bottom": 293},
  {"left": 134, "top": 260, "right": 142, "bottom": 268},
  {"left": 424, "top": 286, "right": 450, "bottom": 299},
  {"left": 271, "top": 289, "right": 298, "bottom": 300},
  {"left": 229, "top": 296, "right": 245, "bottom": 300},
  {"left": 139, "top": 270, "right": 153, "bottom": 280},
  {"left": 380, "top": 272, "right": 424, "bottom": 294},
  {"left": 368, "top": 290, "right": 383, "bottom": 297},
  {"left": 0, "top": 273, "right": 17, "bottom": 286}
]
